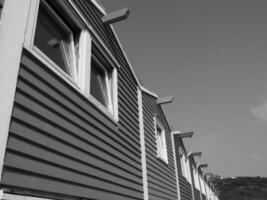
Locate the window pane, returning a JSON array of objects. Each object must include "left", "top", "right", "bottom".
[
  {"left": 155, "top": 122, "right": 167, "bottom": 162},
  {"left": 34, "top": 2, "right": 71, "bottom": 74},
  {"left": 90, "top": 60, "right": 109, "bottom": 107},
  {"left": 157, "top": 126, "right": 162, "bottom": 135},
  {"left": 156, "top": 126, "right": 162, "bottom": 153}
]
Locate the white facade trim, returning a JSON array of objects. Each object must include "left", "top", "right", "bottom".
[
  {"left": 172, "top": 133, "right": 181, "bottom": 200},
  {"left": 2, "top": 193, "right": 54, "bottom": 200},
  {"left": 138, "top": 88, "right": 149, "bottom": 200},
  {"left": 190, "top": 163, "right": 195, "bottom": 200},
  {"left": 0, "top": 0, "right": 31, "bottom": 181},
  {"left": 198, "top": 171, "right": 203, "bottom": 200},
  {"left": 0, "top": 190, "right": 3, "bottom": 199}
]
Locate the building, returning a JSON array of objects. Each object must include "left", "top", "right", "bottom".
[{"left": 0, "top": 1, "right": 220, "bottom": 200}]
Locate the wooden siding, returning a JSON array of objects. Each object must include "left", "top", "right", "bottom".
[
  {"left": 0, "top": 49, "right": 143, "bottom": 200},
  {"left": 142, "top": 93, "right": 178, "bottom": 200},
  {"left": 173, "top": 135, "right": 193, "bottom": 200},
  {"left": 194, "top": 188, "right": 201, "bottom": 200}
]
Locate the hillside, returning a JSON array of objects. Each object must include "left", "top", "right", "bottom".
[{"left": 212, "top": 176, "right": 267, "bottom": 200}]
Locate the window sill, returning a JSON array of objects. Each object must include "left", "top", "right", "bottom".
[
  {"left": 31, "top": 46, "right": 80, "bottom": 88},
  {"left": 156, "top": 154, "right": 168, "bottom": 165},
  {"left": 87, "top": 94, "right": 119, "bottom": 125},
  {"left": 182, "top": 175, "right": 192, "bottom": 184}
]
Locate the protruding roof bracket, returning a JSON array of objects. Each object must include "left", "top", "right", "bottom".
[
  {"left": 173, "top": 131, "right": 194, "bottom": 139},
  {"left": 198, "top": 163, "right": 208, "bottom": 170},
  {"left": 157, "top": 96, "right": 174, "bottom": 105},
  {"left": 187, "top": 151, "right": 202, "bottom": 158},
  {"left": 102, "top": 8, "right": 130, "bottom": 25}
]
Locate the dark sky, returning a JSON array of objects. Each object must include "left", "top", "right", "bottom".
[{"left": 101, "top": 0, "right": 267, "bottom": 178}]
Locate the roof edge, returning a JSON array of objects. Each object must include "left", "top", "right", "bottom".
[
  {"left": 90, "top": 0, "right": 107, "bottom": 15},
  {"left": 109, "top": 25, "right": 141, "bottom": 87},
  {"left": 140, "top": 85, "right": 158, "bottom": 98}
]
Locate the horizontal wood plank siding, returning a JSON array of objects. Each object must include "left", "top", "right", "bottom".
[
  {"left": 173, "top": 135, "right": 193, "bottom": 200},
  {"left": 142, "top": 93, "right": 178, "bottom": 200},
  {"left": 1, "top": 48, "right": 142, "bottom": 200},
  {"left": 194, "top": 188, "right": 201, "bottom": 200}
]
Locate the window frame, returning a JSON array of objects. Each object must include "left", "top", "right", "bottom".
[
  {"left": 193, "top": 167, "right": 201, "bottom": 190},
  {"left": 180, "top": 152, "right": 187, "bottom": 177},
  {"left": 154, "top": 116, "right": 168, "bottom": 164},
  {"left": 205, "top": 182, "right": 210, "bottom": 199},
  {"left": 180, "top": 150, "right": 192, "bottom": 183},
  {"left": 34, "top": 0, "right": 79, "bottom": 79},
  {"left": 200, "top": 175, "right": 206, "bottom": 195},
  {"left": 88, "top": 52, "right": 117, "bottom": 117},
  {"left": 28, "top": 0, "right": 81, "bottom": 85},
  {"left": 24, "top": 0, "right": 119, "bottom": 122},
  {"left": 185, "top": 157, "right": 192, "bottom": 183}
]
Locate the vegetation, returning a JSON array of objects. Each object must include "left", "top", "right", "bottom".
[{"left": 212, "top": 176, "right": 267, "bottom": 200}]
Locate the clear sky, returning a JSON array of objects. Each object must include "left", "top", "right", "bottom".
[{"left": 101, "top": 0, "right": 267, "bottom": 178}]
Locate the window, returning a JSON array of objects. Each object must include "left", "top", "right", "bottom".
[
  {"left": 200, "top": 176, "right": 206, "bottom": 194},
  {"left": 205, "top": 184, "right": 210, "bottom": 199},
  {"left": 193, "top": 167, "right": 200, "bottom": 190},
  {"left": 185, "top": 158, "right": 192, "bottom": 183},
  {"left": 26, "top": 0, "right": 118, "bottom": 120},
  {"left": 154, "top": 117, "right": 168, "bottom": 163},
  {"left": 90, "top": 53, "right": 114, "bottom": 114},
  {"left": 180, "top": 151, "right": 192, "bottom": 183},
  {"left": 34, "top": 0, "right": 78, "bottom": 79}
]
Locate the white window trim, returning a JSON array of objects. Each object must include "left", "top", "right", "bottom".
[
  {"left": 24, "top": 0, "right": 82, "bottom": 88},
  {"left": 206, "top": 183, "right": 210, "bottom": 199},
  {"left": 86, "top": 52, "right": 118, "bottom": 121},
  {"left": 186, "top": 158, "right": 192, "bottom": 184},
  {"left": 200, "top": 176, "right": 206, "bottom": 195},
  {"left": 33, "top": 0, "right": 78, "bottom": 80},
  {"left": 154, "top": 116, "right": 168, "bottom": 164},
  {"left": 23, "top": 0, "right": 119, "bottom": 122},
  {"left": 90, "top": 54, "right": 113, "bottom": 112},
  {"left": 180, "top": 152, "right": 187, "bottom": 178},
  {"left": 193, "top": 167, "right": 200, "bottom": 190},
  {"left": 2, "top": 193, "right": 56, "bottom": 200},
  {"left": 180, "top": 150, "right": 192, "bottom": 183}
]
